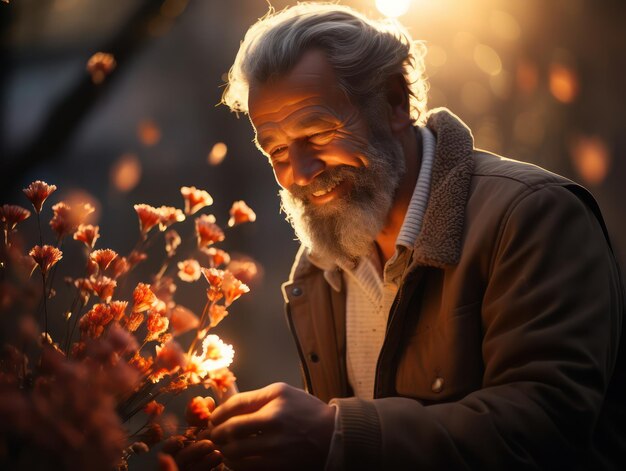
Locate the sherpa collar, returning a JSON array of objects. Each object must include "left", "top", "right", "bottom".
[
  {"left": 410, "top": 107, "right": 474, "bottom": 268},
  {"left": 289, "top": 107, "right": 475, "bottom": 282}
]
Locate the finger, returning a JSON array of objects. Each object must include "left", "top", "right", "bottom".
[
  {"left": 218, "top": 434, "right": 280, "bottom": 461},
  {"left": 175, "top": 440, "right": 217, "bottom": 470},
  {"left": 211, "top": 411, "right": 275, "bottom": 444},
  {"left": 158, "top": 452, "right": 180, "bottom": 471},
  {"left": 188, "top": 450, "right": 222, "bottom": 471},
  {"left": 211, "top": 383, "right": 287, "bottom": 426},
  {"left": 161, "top": 435, "right": 187, "bottom": 455}
]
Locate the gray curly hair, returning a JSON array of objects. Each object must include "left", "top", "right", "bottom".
[{"left": 222, "top": 2, "right": 429, "bottom": 124}]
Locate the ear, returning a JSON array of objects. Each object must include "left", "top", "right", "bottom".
[{"left": 386, "top": 74, "right": 412, "bottom": 134}]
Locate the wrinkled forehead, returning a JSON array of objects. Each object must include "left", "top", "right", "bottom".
[{"left": 247, "top": 49, "right": 351, "bottom": 126}]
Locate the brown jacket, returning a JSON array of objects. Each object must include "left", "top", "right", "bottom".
[{"left": 281, "top": 109, "right": 625, "bottom": 470}]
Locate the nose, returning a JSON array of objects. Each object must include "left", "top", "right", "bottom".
[{"left": 289, "top": 142, "right": 325, "bottom": 187}]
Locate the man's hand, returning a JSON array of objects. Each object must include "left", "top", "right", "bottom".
[
  {"left": 209, "top": 382, "right": 336, "bottom": 471},
  {"left": 161, "top": 429, "right": 223, "bottom": 471}
]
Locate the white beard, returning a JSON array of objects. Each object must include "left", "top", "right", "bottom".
[{"left": 279, "top": 130, "right": 405, "bottom": 267}]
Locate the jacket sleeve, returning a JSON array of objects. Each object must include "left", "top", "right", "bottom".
[{"left": 330, "top": 184, "right": 623, "bottom": 470}]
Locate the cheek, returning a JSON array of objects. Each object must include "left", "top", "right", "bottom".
[
  {"left": 325, "top": 132, "right": 371, "bottom": 166},
  {"left": 271, "top": 163, "right": 290, "bottom": 189}
]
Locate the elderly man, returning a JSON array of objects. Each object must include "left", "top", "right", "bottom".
[{"left": 174, "top": 4, "right": 625, "bottom": 470}]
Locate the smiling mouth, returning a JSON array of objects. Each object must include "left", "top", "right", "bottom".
[{"left": 312, "top": 180, "right": 341, "bottom": 197}]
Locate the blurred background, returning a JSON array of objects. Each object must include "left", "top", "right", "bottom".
[{"left": 1, "top": 0, "right": 625, "bottom": 467}]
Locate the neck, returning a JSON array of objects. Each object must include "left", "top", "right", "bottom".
[{"left": 375, "top": 127, "right": 422, "bottom": 263}]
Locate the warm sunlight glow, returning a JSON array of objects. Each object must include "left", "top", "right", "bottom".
[{"left": 375, "top": 0, "right": 411, "bottom": 18}]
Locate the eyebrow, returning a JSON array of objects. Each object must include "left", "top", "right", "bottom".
[{"left": 254, "top": 114, "right": 338, "bottom": 151}]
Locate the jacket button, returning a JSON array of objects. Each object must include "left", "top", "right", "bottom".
[
  {"left": 308, "top": 352, "right": 320, "bottom": 363},
  {"left": 291, "top": 286, "right": 303, "bottom": 297},
  {"left": 432, "top": 377, "right": 444, "bottom": 393}
]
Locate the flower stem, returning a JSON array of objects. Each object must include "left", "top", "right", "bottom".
[
  {"left": 36, "top": 212, "right": 43, "bottom": 247},
  {"left": 187, "top": 301, "right": 211, "bottom": 356},
  {"left": 41, "top": 271, "right": 49, "bottom": 339}
]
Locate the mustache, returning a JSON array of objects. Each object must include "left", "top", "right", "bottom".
[{"left": 287, "top": 165, "right": 361, "bottom": 200}]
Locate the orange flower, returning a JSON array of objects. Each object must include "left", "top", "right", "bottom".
[
  {"left": 195, "top": 214, "right": 224, "bottom": 248},
  {"left": 74, "top": 277, "right": 92, "bottom": 303},
  {"left": 22, "top": 180, "right": 57, "bottom": 213},
  {"left": 129, "top": 352, "right": 153, "bottom": 374},
  {"left": 146, "top": 312, "right": 170, "bottom": 342},
  {"left": 154, "top": 341, "right": 186, "bottom": 373},
  {"left": 181, "top": 186, "right": 213, "bottom": 215},
  {"left": 208, "top": 368, "right": 237, "bottom": 393},
  {"left": 79, "top": 303, "right": 114, "bottom": 339},
  {"left": 209, "top": 304, "right": 228, "bottom": 328},
  {"left": 227, "top": 259, "right": 259, "bottom": 285},
  {"left": 177, "top": 259, "right": 201, "bottom": 282},
  {"left": 107, "top": 256, "right": 130, "bottom": 279},
  {"left": 49, "top": 202, "right": 95, "bottom": 239},
  {"left": 109, "top": 300, "right": 128, "bottom": 321},
  {"left": 29, "top": 245, "right": 63, "bottom": 276},
  {"left": 164, "top": 229, "right": 181, "bottom": 257},
  {"left": 133, "top": 283, "right": 157, "bottom": 312},
  {"left": 90, "top": 248, "right": 118, "bottom": 272},
  {"left": 134, "top": 204, "right": 161, "bottom": 237},
  {"left": 185, "top": 396, "right": 215, "bottom": 427},
  {"left": 168, "top": 305, "right": 199, "bottom": 336},
  {"left": 227, "top": 200, "right": 257, "bottom": 227},
  {"left": 221, "top": 270, "right": 250, "bottom": 307},
  {"left": 87, "top": 52, "right": 116, "bottom": 84},
  {"left": 144, "top": 400, "right": 165, "bottom": 417},
  {"left": 124, "top": 311, "right": 144, "bottom": 332},
  {"left": 138, "top": 120, "right": 161, "bottom": 147},
  {"left": 90, "top": 276, "right": 117, "bottom": 302},
  {"left": 0, "top": 204, "right": 31, "bottom": 231},
  {"left": 201, "top": 247, "right": 230, "bottom": 267},
  {"left": 158, "top": 206, "right": 185, "bottom": 231},
  {"left": 201, "top": 267, "right": 224, "bottom": 302},
  {"left": 73, "top": 224, "right": 100, "bottom": 248}
]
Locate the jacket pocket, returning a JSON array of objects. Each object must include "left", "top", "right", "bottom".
[{"left": 395, "top": 302, "right": 484, "bottom": 402}]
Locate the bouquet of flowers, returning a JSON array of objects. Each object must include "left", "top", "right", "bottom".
[{"left": 0, "top": 180, "right": 257, "bottom": 470}]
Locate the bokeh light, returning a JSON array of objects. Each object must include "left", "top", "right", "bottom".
[
  {"left": 137, "top": 119, "right": 161, "bottom": 146},
  {"left": 208, "top": 142, "right": 228, "bottom": 166},
  {"left": 110, "top": 153, "right": 142, "bottom": 192},
  {"left": 570, "top": 135, "right": 611, "bottom": 185},
  {"left": 549, "top": 63, "right": 579, "bottom": 103},
  {"left": 473, "top": 44, "right": 502, "bottom": 76},
  {"left": 489, "top": 10, "right": 521, "bottom": 41},
  {"left": 375, "top": 0, "right": 410, "bottom": 18}
]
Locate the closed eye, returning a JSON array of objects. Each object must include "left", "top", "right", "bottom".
[
  {"left": 270, "top": 146, "right": 287, "bottom": 158},
  {"left": 308, "top": 130, "right": 336, "bottom": 145}
]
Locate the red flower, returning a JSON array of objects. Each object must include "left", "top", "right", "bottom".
[
  {"left": 177, "top": 259, "right": 201, "bottom": 282},
  {"left": 87, "top": 51, "right": 116, "bottom": 84},
  {"left": 209, "top": 304, "right": 228, "bottom": 328},
  {"left": 185, "top": 396, "right": 215, "bottom": 427},
  {"left": 22, "top": 180, "right": 57, "bottom": 213},
  {"left": 90, "top": 248, "right": 118, "bottom": 272},
  {"left": 49, "top": 202, "right": 95, "bottom": 239},
  {"left": 0, "top": 204, "right": 31, "bottom": 230},
  {"left": 201, "top": 247, "right": 230, "bottom": 267},
  {"left": 201, "top": 267, "right": 224, "bottom": 302},
  {"left": 146, "top": 311, "right": 170, "bottom": 342},
  {"left": 107, "top": 256, "right": 130, "bottom": 279},
  {"left": 133, "top": 283, "right": 157, "bottom": 313},
  {"left": 129, "top": 352, "right": 153, "bottom": 374},
  {"left": 29, "top": 245, "right": 63, "bottom": 276},
  {"left": 227, "top": 258, "right": 260, "bottom": 285},
  {"left": 227, "top": 200, "right": 257, "bottom": 227},
  {"left": 134, "top": 204, "right": 161, "bottom": 237},
  {"left": 154, "top": 341, "right": 186, "bottom": 373},
  {"left": 168, "top": 305, "right": 199, "bottom": 336},
  {"left": 208, "top": 368, "right": 237, "bottom": 393},
  {"left": 108, "top": 301, "right": 128, "bottom": 321},
  {"left": 90, "top": 276, "right": 117, "bottom": 302},
  {"left": 73, "top": 223, "right": 100, "bottom": 248},
  {"left": 164, "top": 229, "right": 181, "bottom": 257},
  {"left": 221, "top": 270, "right": 250, "bottom": 307},
  {"left": 124, "top": 311, "right": 144, "bottom": 333},
  {"left": 181, "top": 186, "right": 213, "bottom": 215},
  {"left": 79, "top": 303, "right": 114, "bottom": 339},
  {"left": 144, "top": 400, "right": 165, "bottom": 417},
  {"left": 195, "top": 214, "right": 224, "bottom": 248},
  {"left": 128, "top": 250, "right": 147, "bottom": 267},
  {"left": 157, "top": 206, "right": 185, "bottom": 231}
]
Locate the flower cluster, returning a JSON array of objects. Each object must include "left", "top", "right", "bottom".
[{"left": 0, "top": 180, "right": 257, "bottom": 470}]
